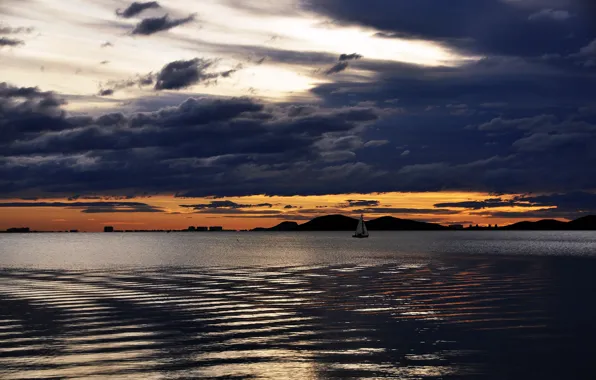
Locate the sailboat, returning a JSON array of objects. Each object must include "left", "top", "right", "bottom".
[{"left": 353, "top": 214, "right": 369, "bottom": 238}]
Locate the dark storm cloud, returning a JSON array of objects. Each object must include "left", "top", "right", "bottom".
[
  {"left": 154, "top": 58, "right": 217, "bottom": 90},
  {"left": 180, "top": 200, "right": 273, "bottom": 210},
  {"left": 0, "top": 37, "right": 24, "bottom": 47},
  {"left": 302, "top": 0, "right": 595, "bottom": 58},
  {"left": 437, "top": 192, "right": 596, "bottom": 219},
  {"left": 0, "top": 201, "right": 163, "bottom": 213},
  {"left": 0, "top": 83, "right": 69, "bottom": 144},
  {"left": 131, "top": 14, "right": 195, "bottom": 35},
  {"left": 116, "top": 1, "right": 161, "bottom": 18},
  {"left": 1, "top": 85, "right": 384, "bottom": 198},
  {"left": 98, "top": 89, "right": 114, "bottom": 96}
]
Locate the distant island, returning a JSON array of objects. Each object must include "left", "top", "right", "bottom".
[
  {"left": 2, "top": 215, "right": 595, "bottom": 233},
  {"left": 252, "top": 214, "right": 596, "bottom": 231}
]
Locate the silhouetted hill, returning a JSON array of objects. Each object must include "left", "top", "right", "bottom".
[
  {"left": 297, "top": 215, "right": 358, "bottom": 231},
  {"left": 254, "top": 214, "right": 596, "bottom": 232},
  {"left": 501, "top": 216, "right": 596, "bottom": 230},
  {"left": 568, "top": 215, "right": 596, "bottom": 230},
  {"left": 254, "top": 215, "right": 447, "bottom": 231},
  {"left": 367, "top": 216, "right": 448, "bottom": 231},
  {"left": 501, "top": 219, "right": 568, "bottom": 230},
  {"left": 268, "top": 221, "right": 299, "bottom": 231}
]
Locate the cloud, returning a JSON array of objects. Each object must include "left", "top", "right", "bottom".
[
  {"left": 324, "top": 61, "right": 349, "bottom": 75},
  {"left": 180, "top": 200, "right": 274, "bottom": 211},
  {"left": 339, "top": 53, "right": 363, "bottom": 61},
  {"left": 0, "top": 25, "right": 34, "bottom": 34},
  {"left": 434, "top": 198, "right": 534, "bottom": 209},
  {"left": 363, "top": 140, "right": 389, "bottom": 148},
  {"left": 154, "top": 58, "right": 218, "bottom": 90},
  {"left": 323, "top": 52, "right": 363, "bottom": 75},
  {"left": 0, "top": 37, "right": 24, "bottom": 47},
  {"left": 116, "top": 1, "right": 161, "bottom": 18},
  {"left": 100, "top": 41, "right": 113, "bottom": 48},
  {"left": 438, "top": 192, "right": 596, "bottom": 219},
  {"left": 0, "top": 201, "right": 163, "bottom": 213},
  {"left": 98, "top": 73, "right": 155, "bottom": 95},
  {"left": 302, "top": 0, "right": 594, "bottom": 58},
  {"left": 578, "top": 39, "right": 596, "bottom": 56},
  {"left": 131, "top": 14, "right": 195, "bottom": 35},
  {"left": 528, "top": 8, "right": 572, "bottom": 21},
  {"left": 345, "top": 199, "right": 380, "bottom": 207},
  {"left": 1, "top": 84, "right": 385, "bottom": 198},
  {"left": 352, "top": 207, "right": 458, "bottom": 215}
]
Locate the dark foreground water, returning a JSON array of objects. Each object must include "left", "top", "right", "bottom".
[{"left": 1, "top": 231, "right": 596, "bottom": 379}]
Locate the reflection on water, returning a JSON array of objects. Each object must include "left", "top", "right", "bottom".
[{"left": 2, "top": 254, "right": 596, "bottom": 379}]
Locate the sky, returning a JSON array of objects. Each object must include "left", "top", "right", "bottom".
[{"left": 1, "top": 0, "right": 596, "bottom": 231}]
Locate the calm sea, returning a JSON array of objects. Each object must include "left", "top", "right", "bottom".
[{"left": 1, "top": 231, "right": 595, "bottom": 379}]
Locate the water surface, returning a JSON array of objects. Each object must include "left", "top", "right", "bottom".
[{"left": 1, "top": 232, "right": 595, "bottom": 379}]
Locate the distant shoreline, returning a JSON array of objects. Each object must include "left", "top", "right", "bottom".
[{"left": 4, "top": 214, "right": 594, "bottom": 233}]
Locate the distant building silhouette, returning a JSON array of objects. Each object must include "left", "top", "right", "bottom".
[
  {"left": 449, "top": 224, "right": 464, "bottom": 230},
  {"left": 104, "top": 226, "right": 114, "bottom": 232},
  {"left": 209, "top": 226, "right": 223, "bottom": 231},
  {"left": 70, "top": 229, "right": 78, "bottom": 233},
  {"left": 188, "top": 226, "right": 196, "bottom": 231},
  {"left": 6, "top": 227, "right": 30, "bottom": 233},
  {"left": 195, "top": 226, "right": 208, "bottom": 231}
]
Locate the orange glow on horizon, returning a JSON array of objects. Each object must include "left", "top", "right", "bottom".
[{"left": 0, "top": 192, "right": 560, "bottom": 232}]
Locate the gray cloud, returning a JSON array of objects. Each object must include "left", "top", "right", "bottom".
[
  {"left": 1, "top": 83, "right": 384, "bottom": 198},
  {"left": 116, "top": 1, "right": 161, "bottom": 18},
  {"left": 132, "top": 14, "right": 195, "bottom": 35},
  {"left": 0, "top": 201, "right": 163, "bottom": 213},
  {"left": 339, "top": 53, "right": 363, "bottom": 61},
  {"left": 434, "top": 198, "right": 534, "bottom": 209},
  {"left": 154, "top": 58, "right": 227, "bottom": 90},
  {"left": 528, "top": 8, "right": 572, "bottom": 21},
  {"left": 352, "top": 207, "right": 458, "bottom": 215},
  {"left": 0, "top": 25, "right": 34, "bottom": 34},
  {"left": 323, "top": 52, "right": 362, "bottom": 75},
  {"left": 0, "top": 37, "right": 24, "bottom": 47},
  {"left": 98, "top": 89, "right": 115, "bottom": 96},
  {"left": 98, "top": 73, "right": 155, "bottom": 95},
  {"left": 345, "top": 199, "right": 380, "bottom": 207},
  {"left": 180, "top": 200, "right": 274, "bottom": 210},
  {"left": 363, "top": 140, "right": 389, "bottom": 148},
  {"left": 324, "top": 61, "right": 349, "bottom": 75}
]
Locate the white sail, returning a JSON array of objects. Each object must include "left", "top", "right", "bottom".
[
  {"left": 355, "top": 217, "right": 364, "bottom": 235},
  {"left": 354, "top": 214, "right": 368, "bottom": 237}
]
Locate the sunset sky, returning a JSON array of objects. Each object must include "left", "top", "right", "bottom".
[{"left": 1, "top": 0, "right": 596, "bottom": 231}]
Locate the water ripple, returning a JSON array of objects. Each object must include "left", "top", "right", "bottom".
[{"left": 1, "top": 257, "right": 595, "bottom": 379}]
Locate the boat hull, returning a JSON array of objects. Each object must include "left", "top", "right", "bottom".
[{"left": 352, "top": 234, "right": 369, "bottom": 238}]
